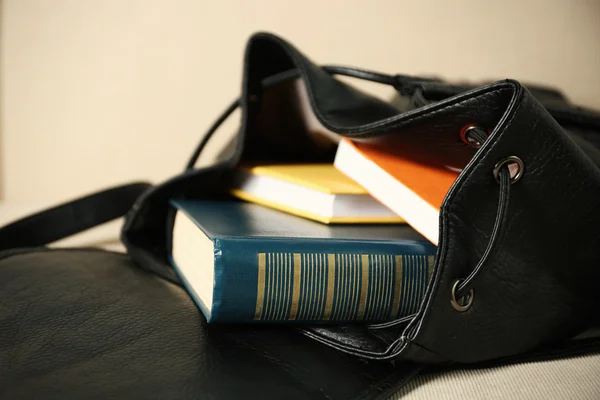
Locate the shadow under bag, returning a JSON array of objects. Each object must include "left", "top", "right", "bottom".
[{"left": 1, "top": 32, "right": 600, "bottom": 399}]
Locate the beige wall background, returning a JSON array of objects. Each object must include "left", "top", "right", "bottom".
[{"left": 1, "top": 0, "right": 599, "bottom": 202}]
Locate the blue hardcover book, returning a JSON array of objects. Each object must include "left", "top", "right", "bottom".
[{"left": 169, "top": 200, "right": 437, "bottom": 323}]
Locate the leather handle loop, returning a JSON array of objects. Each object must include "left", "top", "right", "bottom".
[
  {"left": 0, "top": 182, "right": 151, "bottom": 251},
  {"left": 185, "top": 99, "right": 240, "bottom": 171}
]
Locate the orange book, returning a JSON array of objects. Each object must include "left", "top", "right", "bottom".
[{"left": 334, "top": 138, "right": 463, "bottom": 245}]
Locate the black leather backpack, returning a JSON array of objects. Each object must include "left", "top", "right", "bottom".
[{"left": 2, "top": 32, "right": 599, "bottom": 399}]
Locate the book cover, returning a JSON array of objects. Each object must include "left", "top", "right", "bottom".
[
  {"left": 334, "top": 139, "right": 461, "bottom": 245},
  {"left": 244, "top": 164, "right": 369, "bottom": 194},
  {"left": 170, "top": 199, "right": 436, "bottom": 323},
  {"left": 229, "top": 164, "right": 405, "bottom": 224}
]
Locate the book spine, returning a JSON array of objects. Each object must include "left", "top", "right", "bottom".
[{"left": 210, "top": 238, "right": 436, "bottom": 323}]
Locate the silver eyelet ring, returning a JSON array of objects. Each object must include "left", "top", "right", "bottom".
[
  {"left": 450, "top": 279, "right": 474, "bottom": 312},
  {"left": 493, "top": 156, "right": 524, "bottom": 184},
  {"left": 460, "top": 125, "right": 485, "bottom": 147}
]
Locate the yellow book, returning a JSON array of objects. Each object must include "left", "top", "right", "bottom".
[{"left": 229, "top": 164, "right": 405, "bottom": 224}]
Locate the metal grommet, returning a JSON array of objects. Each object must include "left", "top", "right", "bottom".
[
  {"left": 460, "top": 125, "right": 485, "bottom": 147},
  {"left": 450, "top": 279, "right": 474, "bottom": 312},
  {"left": 493, "top": 156, "right": 524, "bottom": 184}
]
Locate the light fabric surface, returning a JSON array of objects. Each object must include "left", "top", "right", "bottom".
[
  {"left": 393, "top": 353, "right": 600, "bottom": 400},
  {"left": 2, "top": 202, "right": 600, "bottom": 399}
]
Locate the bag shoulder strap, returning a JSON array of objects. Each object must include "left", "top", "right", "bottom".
[{"left": 0, "top": 182, "right": 150, "bottom": 252}]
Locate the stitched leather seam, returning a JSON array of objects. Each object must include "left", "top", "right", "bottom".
[
  {"left": 445, "top": 99, "right": 522, "bottom": 268},
  {"left": 258, "top": 33, "right": 515, "bottom": 136},
  {"left": 313, "top": 82, "right": 513, "bottom": 135},
  {"left": 404, "top": 85, "right": 523, "bottom": 356},
  {"left": 298, "top": 328, "right": 401, "bottom": 359},
  {"left": 414, "top": 91, "right": 524, "bottom": 355},
  {"left": 366, "top": 87, "right": 515, "bottom": 135}
]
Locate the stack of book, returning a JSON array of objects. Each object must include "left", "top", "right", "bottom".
[{"left": 170, "top": 139, "right": 460, "bottom": 324}]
